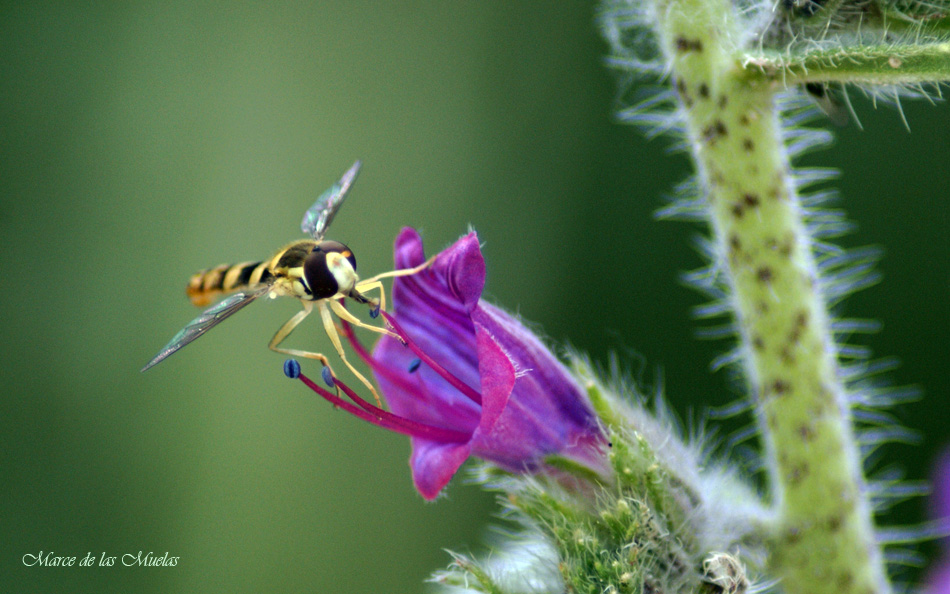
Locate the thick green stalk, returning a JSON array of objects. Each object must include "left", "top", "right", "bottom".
[{"left": 651, "top": 0, "right": 890, "bottom": 592}]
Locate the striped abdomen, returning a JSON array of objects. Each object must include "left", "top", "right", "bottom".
[{"left": 186, "top": 261, "right": 273, "bottom": 307}]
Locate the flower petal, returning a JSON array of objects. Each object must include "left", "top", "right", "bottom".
[
  {"left": 469, "top": 303, "right": 601, "bottom": 469},
  {"left": 394, "top": 227, "right": 484, "bottom": 312},
  {"left": 384, "top": 229, "right": 483, "bottom": 415},
  {"left": 374, "top": 335, "right": 479, "bottom": 430},
  {"left": 468, "top": 324, "right": 517, "bottom": 449},
  {"left": 408, "top": 439, "right": 472, "bottom": 501},
  {"left": 372, "top": 228, "right": 607, "bottom": 499}
]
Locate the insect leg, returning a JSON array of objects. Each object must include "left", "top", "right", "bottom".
[
  {"left": 328, "top": 298, "right": 404, "bottom": 344},
  {"left": 267, "top": 301, "right": 331, "bottom": 367},
  {"left": 318, "top": 300, "right": 384, "bottom": 407},
  {"left": 353, "top": 256, "right": 434, "bottom": 316},
  {"left": 351, "top": 280, "right": 387, "bottom": 316},
  {"left": 355, "top": 256, "right": 434, "bottom": 285}
]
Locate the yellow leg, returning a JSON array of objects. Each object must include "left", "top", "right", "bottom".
[
  {"left": 353, "top": 255, "right": 434, "bottom": 316},
  {"left": 349, "top": 280, "right": 384, "bottom": 317},
  {"left": 268, "top": 301, "right": 345, "bottom": 401},
  {"left": 268, "top": 301, "right": 332, "bottom": 366},
  {"left": 352, "top": 280, "right": 388, "bottom": 317},
  {"left": 328, "top": 298, "right": 404, "bottom": 345},
  {"left": 319, "top": 300, "right": 383, "bottom": 407},
  {"left": 357, "top": 256, "right": 434, "bottom": 285}
]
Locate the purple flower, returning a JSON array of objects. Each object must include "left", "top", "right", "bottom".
[
  {"left": 927, "top": 448, "right": 950, "bottom": 594},
  {"left": 284, "top": 228, "right": 607, "bottom": 500}
]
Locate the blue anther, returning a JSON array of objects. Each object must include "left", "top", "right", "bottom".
[
  {"left": 283, "top": 359, "right": 301, "bottom": 379},
  {"left": 408, "top": 358, "right": 422, "bottom": 373},
  {"left": 369, "top": 303, "right": 381, "bottom": 319},
  {"left": 321, "top": 366, "right": 335, "bottom": 387}
]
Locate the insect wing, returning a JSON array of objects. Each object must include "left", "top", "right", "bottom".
[
  {"left": 141, "top": 287, "right": 270, "bottom": 372},
  {"left": 301, "top": 160, "right": 362, "bottom": 241}
]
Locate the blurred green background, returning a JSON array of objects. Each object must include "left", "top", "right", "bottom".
[{"left": 1, "top": 2, "right": 947, "bottom": 592}]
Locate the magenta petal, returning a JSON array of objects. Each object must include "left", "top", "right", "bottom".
[
  {"left": 394, "top": 227, "right": 484, "bottom": 312},
  {"left": 473, "top": 302, "right": 591, "bottom": 427},
  {"left": 469, "top": 303, "right": 601, "bottom": 467},
  {"left": 469, "top": 325, "right": 516, "bottom": 443},
  {"left": 393, "top": 227, "right": 427, "bottom": 268},
  {"left": 409, "top": 439, "right": 472, "bottom": 501},
  {"left": 436, "top": 232, "right": 484, "bottom": 312},
  {"left": 375, "top": 333, "right": 480, "bottom": 430},
  {"left": 370, "top": 228, "right": 606, "bottom": 499},
  {"left": 387, "top": 230, "right": 483, "bottom": 406}
]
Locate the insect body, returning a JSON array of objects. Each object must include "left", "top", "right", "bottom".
[
  {"left": 142, "top": 160, "right": 429, "bottom": 405},
  {"left": 185, "top": 239, "right": 360, "bottom": 308}
]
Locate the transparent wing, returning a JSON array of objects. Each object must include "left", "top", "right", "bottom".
[
  {"left": 141, "top": 286, "right": 271, "bottom": 372},
  {"left": 301, "top": 160, "right": 362, "bottom": 241}
]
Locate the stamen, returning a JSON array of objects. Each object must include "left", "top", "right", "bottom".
[
  {"left": 381, "top": 312, "right": 483, "bottom": 405},
  {"left": 408, "top": 358, "right": 422, "bottom": 373},
  {"left": 339, "top": 319, "right": 446, "bottom": 407},
  {"left": 284, "top": 359, "right": 301, "bottom": 379},
  {"left": 283, "top": 360, "right": 470, "bottom": 443},
  {"left": 331, "top": 376, "right": 470, "bottom": 442},
  {"left": 321, "top": 366, "right": 335, "bottom": 387}
]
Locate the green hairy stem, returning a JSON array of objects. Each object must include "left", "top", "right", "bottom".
[
  {"left": 746, "top": 43, "right": 950, "bottom": 86},
  {"left": 653, "top": 0, "right": 890, "bottom": 592}
]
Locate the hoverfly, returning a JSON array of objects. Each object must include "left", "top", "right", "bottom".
[{"left": 142, "top": 160, "right": 430, "bottom": 405}]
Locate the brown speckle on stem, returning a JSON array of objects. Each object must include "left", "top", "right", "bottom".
[
  {"left": 771, "top": 379, "right": 790, "bottom": 396},
  {"left": 780, "top": 345, "right": 795, "bottom": 365},
  {"left": 674, "top": 36, "right": 703, "bottom": 52},
  {"left": 702, "top": 119, "right": 728, "bottom": 144},
  {"left": 798, "top": 423, "right": 815, "bottom": 440},
  {"left": 675, "top": 78, "right": 692, "bottom": 106},
  {"left": 788, "top": 462, "right": 809, "bottom": 485}
]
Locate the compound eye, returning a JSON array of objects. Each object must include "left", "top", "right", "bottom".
[
  {"left": 303, "top": 241, "right": 356, "bottom": 299},
  {"left": 303, "top": 249, "right": 337, "bottom": 300}
]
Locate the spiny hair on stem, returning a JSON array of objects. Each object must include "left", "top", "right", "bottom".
[
  {"left": 428, "top": 530, "right": 564, "bottom": 594},
  {"left": 757, "top": 0, "right": 950, "bottom": 51}
]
